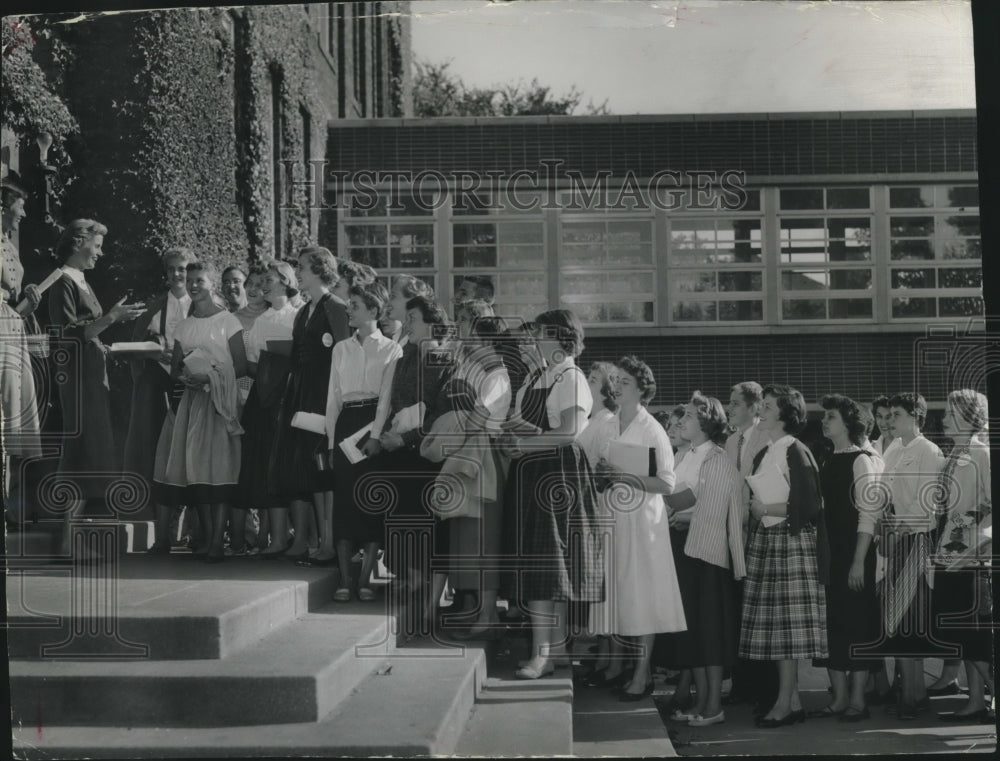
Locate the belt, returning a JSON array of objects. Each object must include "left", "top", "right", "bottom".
[{"left": 343, "top": 397, "right": 379, "bottom": 409}]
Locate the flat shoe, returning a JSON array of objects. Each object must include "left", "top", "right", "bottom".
[
  {"left": 839, "top": 707, "right": 871, "bottom": 722},
  {"left": 516, "top": 660, "right": 554, "bottom": 680},
  {"left": 619, "top": 682, "right": 654, "bottom": 702},
  {"left": 807, "top": 705, "right": 847, "bottom": 718},
  {"left": 688, "top": 711, "right": 725, "bottom": 727},
  {"left": 670, "top": 709, "right": 695, "bottom": 722},
  {"left": 333, "top": 587, "right": 351, "bottom": 602},
  {"left": 927, "top": 681, "right": 961, "bottom": 697},
  {"left": 358, "top": 587, "right": 376, "bottom": 602}
]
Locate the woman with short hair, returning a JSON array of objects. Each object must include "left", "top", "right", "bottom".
[
  {"left": 739, "top": 384, "right": 828, "bottom": 727},
  {"left": 811, "top": 394, "right": 883, "bottom": 722}
]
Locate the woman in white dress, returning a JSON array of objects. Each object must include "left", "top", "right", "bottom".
[
  {"left": 591, "top": 355, "right": 686, "bottom": 701},
  {"left": 153, "top": 261, "right": 247, "bottom": 563}
]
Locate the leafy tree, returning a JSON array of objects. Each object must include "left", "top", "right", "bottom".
[{"left": 413, "top": 59, "right": 609, "bottom": 117}]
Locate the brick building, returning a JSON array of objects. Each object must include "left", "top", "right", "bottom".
[{"left": 322, "top": 110, "right": 983, "bottom": 413}]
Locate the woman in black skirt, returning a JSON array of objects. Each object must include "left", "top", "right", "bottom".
[
  {"left": 666, "top": 392, "right": 745, "bottom": 727},
  {"left": 497, "top": 309, "right": 603, "bottom": 680},
  {"left": 812, "top": 394, "right": 883, "bottom": 722},
  {"left": 933, "top": 389, "right": 993, "bottom": 723},
  {"left": 327, "top": 281, "right": 402, "bottom": 601},
  {"left": 267, "top": 248, "right": 350, "bottom": 559}
]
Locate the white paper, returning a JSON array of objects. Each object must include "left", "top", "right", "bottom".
[
  {"left": 339, "top": 422, "right": 373, "bottom": 465},
  {"left": 745, "top": 464, "right": 790, "bottom": 505},
  {"left": 15, "top": 267, "right": 63, "bottom": 314},
  {"left": 389, "top": 402, "right": 424, "bottom": 434},
  {"left": 607, "top": 440, "right": 651, "bottom": 477},
  {"left": 182, "top": 348, "right": 214, "bottom": 377},
  {"left": 291, "top": 411, "right": 327, "bottom": 435},
  {"left": 110, "top": 340, "right": 163, "bottom": 353}
]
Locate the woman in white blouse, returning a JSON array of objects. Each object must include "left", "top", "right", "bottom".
[
  {"left": 326, "top": 281, "right": 402, "bottom": 602},
  {"left": 590, "top": 355, "right": 686, "bottom": 700},
  {"left": 238, "top": 261, "right": 299, "bottom": 556},
  {"left": 874, "top": 393, "right": 944, "bottom": 719}
]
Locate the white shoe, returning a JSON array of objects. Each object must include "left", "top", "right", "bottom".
[{"left": 689, "top": 711, "right": 725, "bottom": 727}]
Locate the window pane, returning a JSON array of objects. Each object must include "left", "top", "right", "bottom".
[
  {"left": 890, "top": 216, "right": 934, "bottom": 237},
  {"left": 734, "top": 190, "right": 761, "bottom": 212},
  {"left": 943, "top": 186, "right": 979, "bottom": 209},
  {"left": 718, "top": 300, "right": 763, "bottom": 321},
  {"left": 497, "top": 245, "right": 544, "bottom": 268},
  {"left": 827, "top": 187, "right": 870, "bottom": 209},
  {"left": 890, "top": 240, "right": 934, "bottom": 261},
  {"left": 889, "top": 186, "right": 934, "bottom": 209},
  {"left": 941, "top": 215, "right": 980, "bottom": 238},
  {"left": 670, "top": 219, "right": 715, "bottom": 247},
  {"left": 562, "top": 273, "right": 603, "bottom": 295},
  {"left": 828, "top": 298, "right": 873, "bottom": 319},
  {"left": 780, "top": 218, "right": 826, "bottom": 263},
  {"left": 782, "top": 299, "right": 826, "bottom": 320},
  {"left": 453, "top": 224, "right": 495, "bottom": 246},
  {"left": 607, "top": 221, "right": 652, "bottom": 246},
  {"left": 605, "top": 301, "right": 653, "bottom": 323},
  {"left": 562, "top": 245, "right": 603, "bottom": 266},
  {"left": 496, "top": 300, "right": 549, "bottom": 323},
  {"left": 607, "top": 245, "right": 653, "bottom": 266},
  {"left": 891, "top": 268, "right": 936, "bottom": 289},
  {"left": 348, "top": 248, "right": 388, "bottom": 269},
  {"left": 500, "top": 274, "right": 548, "bottom": 299},
  {"left": 498, "top": 222, "right": 544, "bottom": 245},
  {"left": 563, "top": 301, "right": 605, "bottom": 323},
  {"left": 782, "top": 270, "right": 829, "bottom": 291},
  {"left": 939, "top": 297, "right": 984, "bottom": 317},
  {"left": 390, "top": 247, "right": 434, "bottom": 269},
  {"left": 390, "top": 225, "right": 433, "bottom": 247},
  {"left": 453, "top": 246, "right": 497, "bottom": 268},
  {"left": 673, "top": 301, "right": 717, "bottom": 322},
  {"left": 718, "top": 271, "right": 762, "bottom": 292},
  {"left": 346, "top": 226, "right": 386, "bottom": 246},
  {"left": 938, "top": 268, "right": 982, "bottom": 288},
  {"left": 608, "top": 271, "right": 654, "bottom": 294},
  {"left": 941, "top": 238, "right": 981, "bottom": 260},
  {"left": 780, "top": 188, "right": 824, "bottom": 210},
  {"left": 892, "top": 297, "right": 936, "bottom": 318},
  {"left": 719, "top": 219, "right": 763, "bottom": 263},
  {"left": 675, "top": 271, "right": 717, "bottom": 293},
  {"left": 562, "top": 222, "right": 605, "bottom": 244},
  {"left": 829, "top": 269, "right": 873, "bottom": 290}
]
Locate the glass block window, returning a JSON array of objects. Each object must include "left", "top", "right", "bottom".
[
  {"left": 668, "top": 217, "right": 764, "bottom": 323},
  {"left": 559, "top": 218, "right": 655, "bottom": 324},
  {"left": 888, "top": 184, "right": 982, "bottom": 320},
  {"left": 341, "top": 193, "right": 436, "bottom": 290}
]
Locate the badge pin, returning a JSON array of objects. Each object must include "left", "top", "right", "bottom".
[{"left": 322, "top": 332, "right": 334, "bottom": 347}]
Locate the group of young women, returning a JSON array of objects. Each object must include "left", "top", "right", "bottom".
[{"left": 1, "top": 214, "right": 992, "bottom": 718}]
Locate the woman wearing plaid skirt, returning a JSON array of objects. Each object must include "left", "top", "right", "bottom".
[{"left": 739, "top": 384, "right": 829, "bottom": 728}]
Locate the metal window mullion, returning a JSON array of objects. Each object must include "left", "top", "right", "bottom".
[
  {"left": 545, "top": 204, "right": 560, "bottom": 314},
  {"left": 762, "top": 188, "right": 781, "bottom": 325},
  {"left": 872, "top": 185, "right": 891, "bottom": 323}
]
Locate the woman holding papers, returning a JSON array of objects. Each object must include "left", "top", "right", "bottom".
[
  {"left": 739, "top": 384, "right": 828, "bottom": 728},
  {"left": 497, "top": 309, "right": 603, "bottom": 680},
  {"left": 48, "top": 220, "right": 147, "bottom": 554},
  {"left": 811, "top": 394, "right": 883, "bottom": 723},
  {"left": 663, "top": 392, "right": 745, "bottom": 727},
  {"left": 152, "top": 261, "right": 247, "bottom": 563},
  {"left": 235, "top": 261, "right": 299, "bottom": 556},
  {"left": 931, "top": 390, "right": 993, "bottom": 723},
  {"left": 586, "top": 355, "right": 685, "bottom": 700},
  {"left": 326, "top": 281, "right": 402, "bottom": 601},
  {"left": 268, "top": 248, "right": 350, "bottom": 562}
]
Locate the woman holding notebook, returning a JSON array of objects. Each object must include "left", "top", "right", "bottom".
[
  {"left": 584, "top": 354, "right": 686, "bottom": 700},
  {"left": 739, "top": 383, "right": 828, "bottom": 727}
]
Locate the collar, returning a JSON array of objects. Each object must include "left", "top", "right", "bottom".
[
  {"left": 899, "top": 435, "right": 923, "bottom": 449},
  {"left": 353, "top": 328, "right": 385, "bottom": 345},
  {"left": 689, "top": 439, "right": 714, "bottom": 455},
  {"left": 770, "top": 433, "right": 797, "bottom": 450},
  {"left": 167, "top": 290, "right": 191, "bottom": 306},
  {"left": 61, "top": 266, "right": 87, "bottom": 286}
]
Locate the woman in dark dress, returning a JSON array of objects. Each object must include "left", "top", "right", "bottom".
[
  {"left": 47, "top": 219, "right": 146, "bottom": 553},
  {"left": 812, "top": 394, "right": 883, "bottom": 722},
  {"left": 267, "top": 247, "right": 350, "bottom": 560},
  {"left": 497, "top": 309, "right": 603, "bottom": 680}
]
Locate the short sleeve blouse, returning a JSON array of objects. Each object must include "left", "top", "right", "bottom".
[{"left": 541, "top": 358, "right": 592, "bottom": 428}]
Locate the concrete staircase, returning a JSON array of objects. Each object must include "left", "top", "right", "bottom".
[{"left": 8, "top": 555, "right": 575, "bottom": 758}]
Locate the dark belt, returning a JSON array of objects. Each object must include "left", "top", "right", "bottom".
[{"left": 343, "top": 397, "right": 378, "bottom": 409}]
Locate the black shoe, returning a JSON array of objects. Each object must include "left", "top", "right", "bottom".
[
  {"left": 757, "top": 710, "right": 805, "bottom": 728},
  {"left": 619, "top": 681, "right": 654, "bottom": 702},
  {"left": 938, "top": 709, "right": 993, "bottom": 723},
  {"left": 838, "top": 707, "right": 871, "bottom": 723},
  {"left": 927, "top": 681, "right": 961, "bottom": 697},
  {"left": 583, "top": 669, "right": 624, "bottom": 688}
]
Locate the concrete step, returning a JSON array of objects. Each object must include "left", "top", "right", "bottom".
[
  {"left": 10, "top": 600, "right": 394, "bottom": 727},
  {"left": 454, "top": 674, "right": 574, "bottom": 756},
  {"left": 7, "top": 557, "right": 340, "bottom": 660},
  {"left": 11, "top": 644, "right": 486, "bottom": 758}
]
